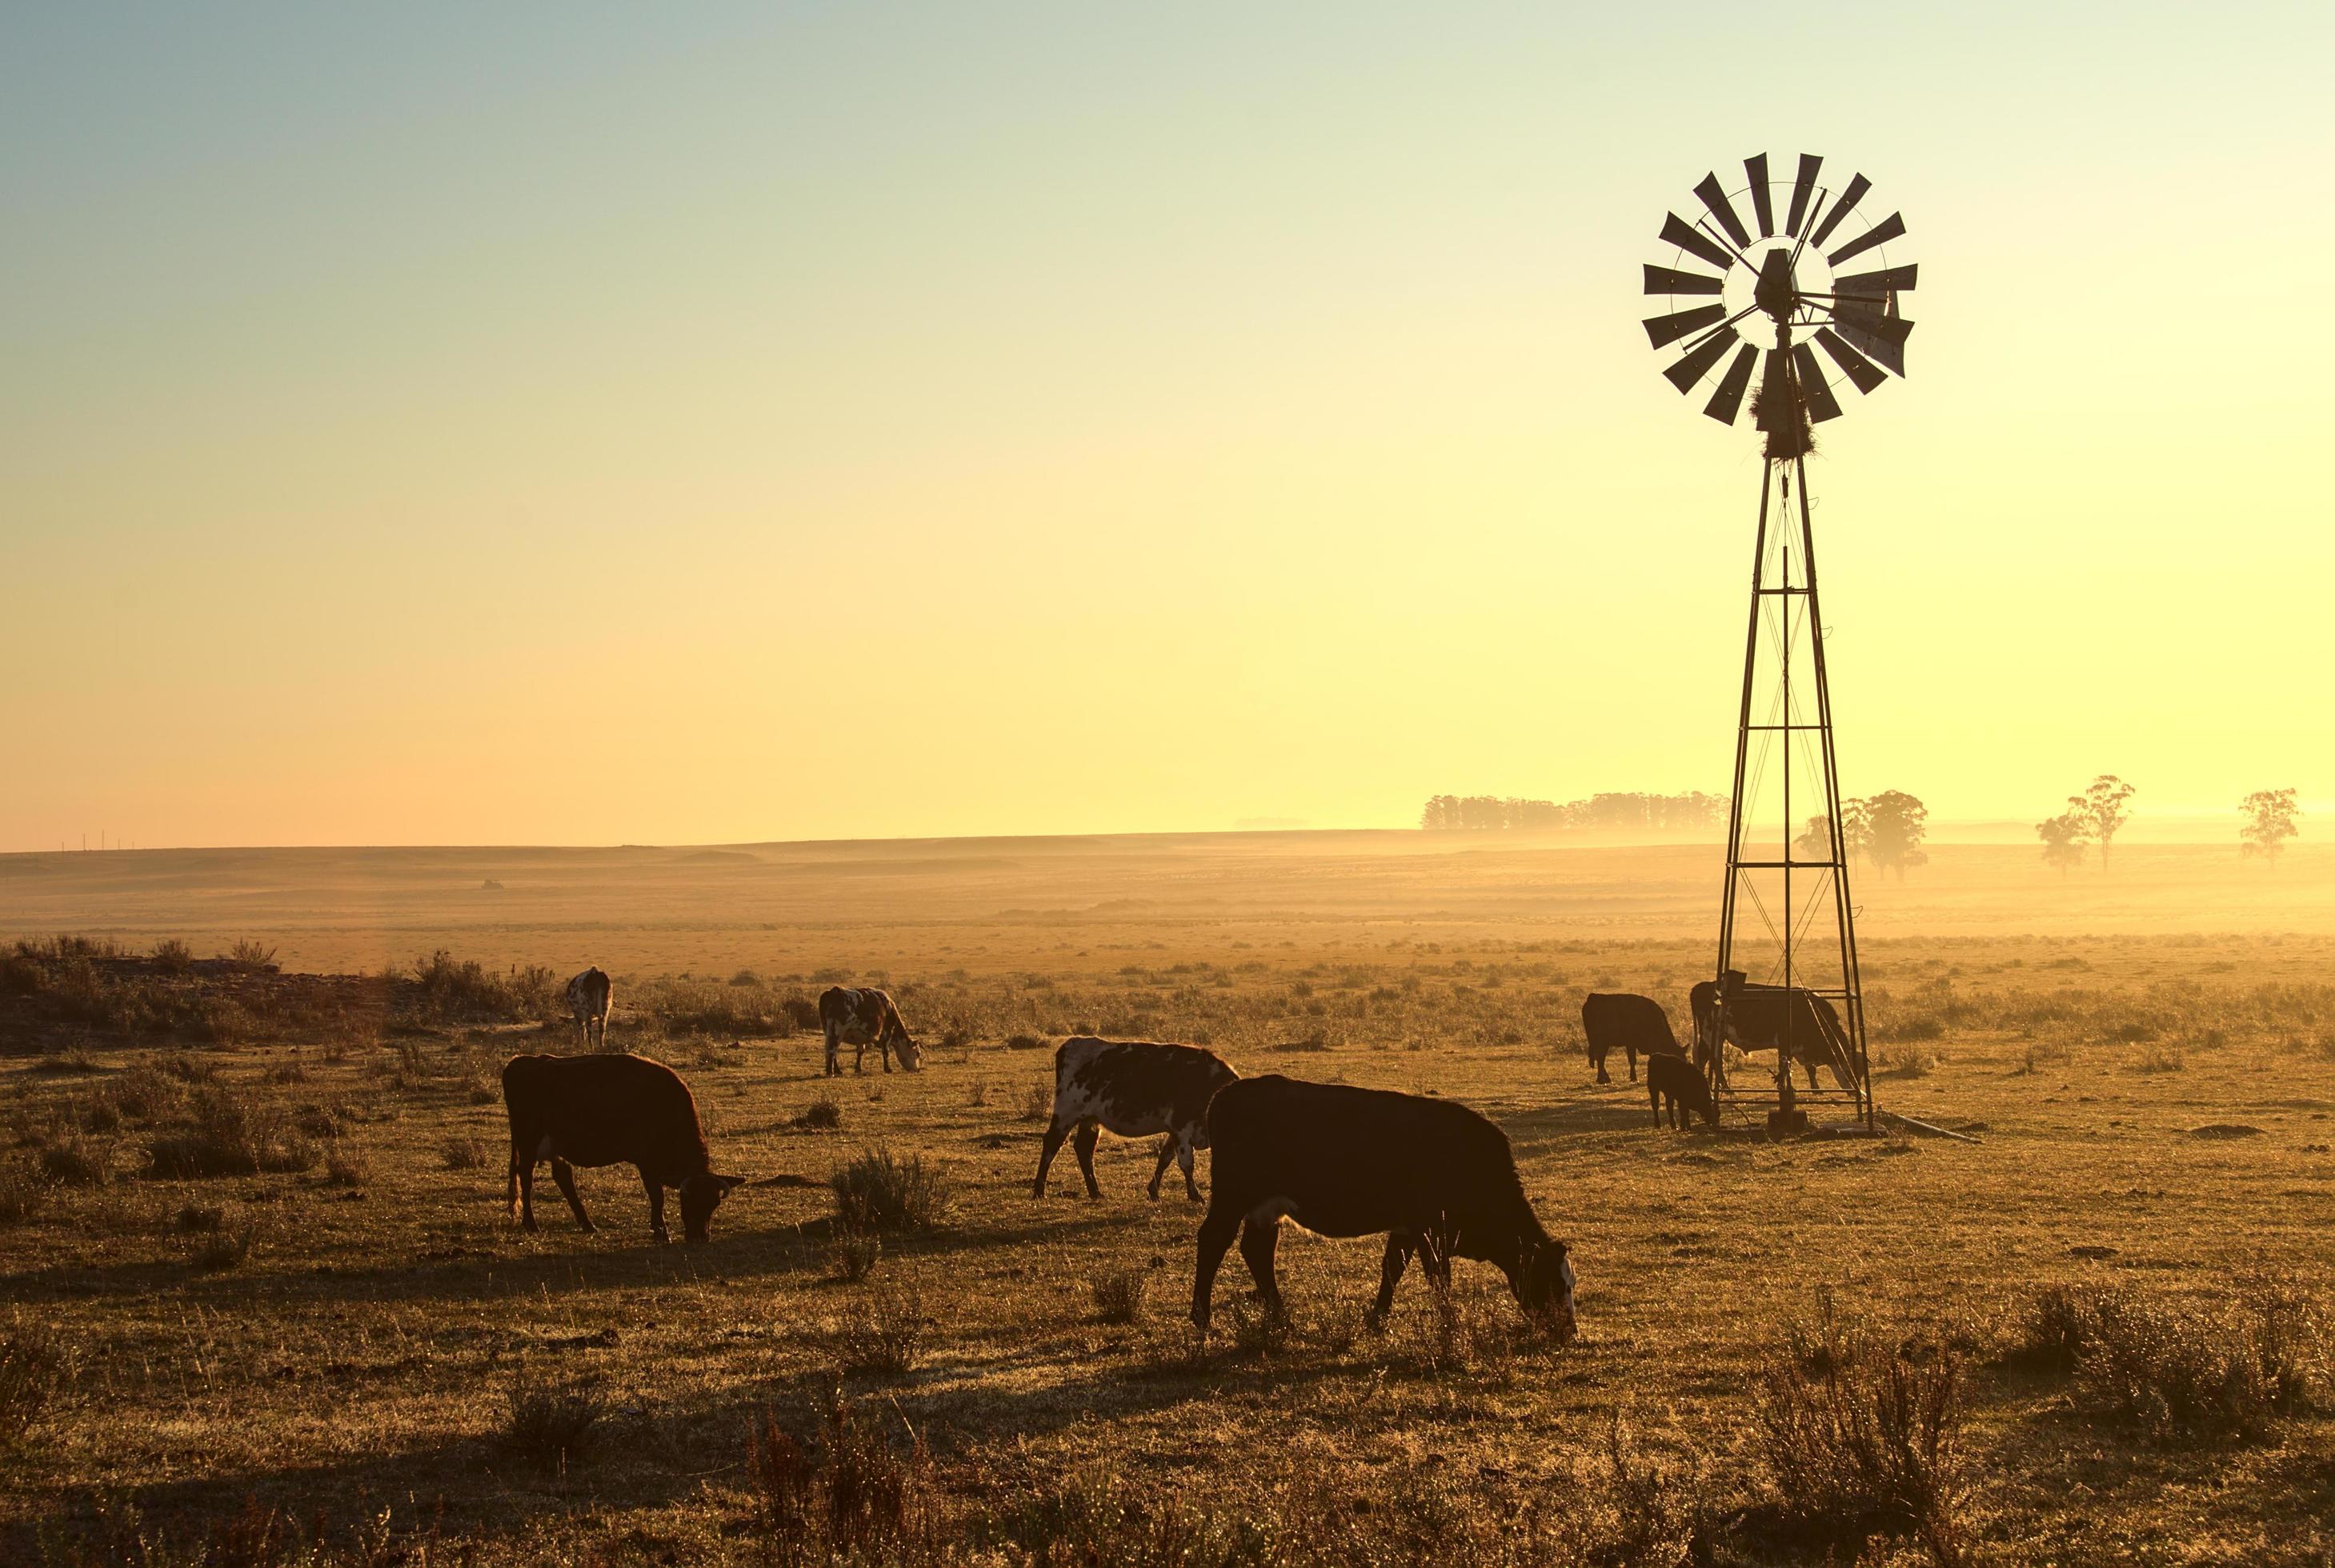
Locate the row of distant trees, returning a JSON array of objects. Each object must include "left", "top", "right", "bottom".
[
  {"left": 1418, "top": 791, "right": 1732, "bottom": 833},
  {"left": 2035, "top": 776, "right": 2303, "bottom": 874}
]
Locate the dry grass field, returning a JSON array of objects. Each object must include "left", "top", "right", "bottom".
[{"left": 2, "top": 834, "right": 2332, "bottom": 1565}]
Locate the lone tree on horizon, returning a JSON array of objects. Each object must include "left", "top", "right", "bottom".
[
  {"left": 1859, "top": 790, "right": 1929, "bottom": 880},
  {"left": 2081, "top": 775, "right": 2137, "bottom": 870},
  {"left": 2037, "top": 808, "right": 2090, "bottom": 877},
  {"left": 2239, "top": 788, "right": 2301, "bottom": 864}
]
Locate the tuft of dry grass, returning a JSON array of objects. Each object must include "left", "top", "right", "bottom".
[
  {"left": 145, "top": 1086, "right": 316, "bottom": 1178},
  {"left": 1090, "top": 1266, "right": 1149, "bottom": 1326},
  {"left": 795, "top": 1097, "right": 843, "bottom": 1131},
  {"left": 0, "top": 1161, "right": 47, "bottom": 1226},
  {"left": 835, "top": 1277, "right": 928, "bottom": 1376},
  {"left": 831, "top": 1147, "right": 952, "bottom": 1234},
  {"left": 828, "top": 1225, "right": 882, "bottom": 1283},
  {"left": 0, "top": 1320, "right": 70, "bottom": 1446},
  {"left": 190, "top": 1220, "right": 260, "bottom": 1272},
  {"left": 2023, "top": 1280, "right": 2328, "bottom": 1442},
  {"left": 747, "top": 1391, "right": 936, "bottom": 1566},
  {"left": 439, "top": 1134, "right": 489, "bottom": 1171},
  {"left": 504, "top": 1375, "right": 605, "bottom": 1466}
]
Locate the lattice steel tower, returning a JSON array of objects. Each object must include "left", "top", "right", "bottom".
[{"left": 1640, "top": 154, "right": 1918, "bottom": 1130}]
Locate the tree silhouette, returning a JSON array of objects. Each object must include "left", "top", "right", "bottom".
[
  {"left": 2239, "top": 788, "right": 2301, "bottom": 864},
  {"left": 1792, "top": 814, "right": 1834, "bottom": 859},
  {"left": 1860, "top": 790, "right": 1929, "bottom": 880},
  {"left": 2037, "top": 809, "right": 2089, "bottom": 878},
  {"left": 2081, "top": 776, "right": 2137, "bottom": 870}
]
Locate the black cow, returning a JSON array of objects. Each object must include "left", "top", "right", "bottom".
[
  {"left": 818, "top": 986, "right": 921, "bottom": 1076},
  {"left": 1033, "top": 1037, "right": 1239, "bottom": 1202},
  {"left": 1192, "top": 1074, "right": 1576, "bottom": 1338},
  {"left": 1581, "top": 993, "right": 1681, "bottom": 1084},
  {"left": 1647, "top": 1052, "right": 1716, "bottom": 1130},
  {"left": 502, "top": 1053, "right": 745, "bottom": 1244},
  {"left": 1690, "top": 969, "right": 1860, "bottom": 1092}
]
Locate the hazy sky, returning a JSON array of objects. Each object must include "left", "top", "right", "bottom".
[{"left": 5, "top": 3, "right": 2329, "bottom": 850}]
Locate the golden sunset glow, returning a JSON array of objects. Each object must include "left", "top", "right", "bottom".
[{"left": 5, "top": 5, "right": 2328, "bottom": 849}]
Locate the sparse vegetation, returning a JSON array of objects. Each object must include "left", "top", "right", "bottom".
[
  {"left": 831, "top": 1147, "right": 952, "bottom": 1234},
  {"left": 1090, "top": 1266, "right": 1149, "bottom": 1325},
  {"left": 0, "top": 1321, "right": 69, "bottom": 1446},
  {"left": 504, "top": 1375, "right": 606, "bottom": 1466},
  {"left": 835, "top": 1277, "right": 929, "bottom": 1375}
]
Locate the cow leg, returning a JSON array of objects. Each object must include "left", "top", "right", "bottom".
[
  {"left": 550, "top": 1158, "right": 595, "bottom": 1231},
  {"left": 1238, "top": 1215, "right": 1284, "bottom": 1318},
  {"left": 823, "top": 1028, "right": 839, "bottom": 1078},
  {"left": 640, "top": 1170, "right": 670, "bottom": 1245},
  {"left": 1592, "top": 1047, "right": 1608, "bottom": 1086},
  {"left": 854, "top": 1041, "right": 867, "bottom": 1075},
  {"left": 1146, "top": 1135, "right": 1178, "bottom": 1202},
  {"left": 1371, "top": 1234, "right": 1413, "bottom": 1320},
  {"left": 1072, "top": 1122, "right": 1103, "bottom": 1200},
  {"left": 1031, "top": 1118, "right": 1072, "bottom": 1198},
  {"left": 880, "top": 1039, "right": 893, "bottom": 1074},
  {"left": 1176, "top": 1134, "right": 1202, "bottom": 1202},
  {"left": 1628, "top": 1043, "right": 1639, "bottom": 1083},
  {"left": 1192, "top": 1202, "right": 1243, "bottom": 1330},
  {"left": 1649, "top": 1084, "right": 1662, "bottom": 1130},
  {"left": 512, "top": 1146, "right": 540, "bottom": 1230}
]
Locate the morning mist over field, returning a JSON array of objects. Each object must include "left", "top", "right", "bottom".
[{"left": 6, "top": 6, "right": 2333, "bottom": 1566}]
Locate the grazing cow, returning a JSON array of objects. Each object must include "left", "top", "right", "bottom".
[
  {"left": 1690, "top": 970, "right": 1860, "bottom": 1093},
  {"left": 501, "top": 1053, "right": 744, "bottom": 1244},
  {"left": 1192, "top": 1074, "right": 1576, "bottom": 1338},
  {"left": 1033, "top": 1038, "right": 1240, "bottom": 1202},
  {"left": 1581, "top": 993, "right": 1682, "bottom": 1085},
  {"left": 1647, "top": 1052, "right": 1716, "bottom": 1130},
  {"left": 818, "top": 986, "right": 921, "bottom": 1076},
  {"left": 566, "top": 966, "right": 613, "bottom": 1051}
]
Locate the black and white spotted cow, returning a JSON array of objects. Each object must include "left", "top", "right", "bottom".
[
  {"left": 1032, "top": 1037, "right": 1240, "bottom": 1202},
  {"left": 566, "top": 967, "right": 613, "bottom": 1051},
  {"left": 817, "top": 986, "right": 921, "bottom": 1077}
]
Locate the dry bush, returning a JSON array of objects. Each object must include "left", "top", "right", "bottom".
[
  {"left": 795, "top": 1098, "right": 843, "bottom": 1131},
  {"left": 0, "top": 1161, "right": 47, "bottom": 1226},
  {"left": 176, "top": 1203, "right": 226, "bottom": 1232},
  {"left": 325, "top": 1146, "right": 370, "bottom": 1187},
  {"left": 1876, "top": 1044, "right": 1940, "bottom": 1078},
  {"left": 439, "top": 1134, "right": 489, "bottom": 1171},
  {"left": 1091, "top": 1266, "right": 1149, "bottom": 1326},
  {"left": 963, "top": 1077, "right": 989, "bottom": 1108},
  {"left": 1003, "top": 1033, "right": 1043, "bottom": 1052},
  {"left": 1557, "top": 1407, "right": 1715, "bottom": 1568},
  {"left": 747, "top": 1390, "right": 937, "bottom": 1567},
  {"left": 1753, "top": 1298, "right": 1970, "bottom": 1566},
  {"left": 828, "top": 1226, "right": 881, "bottom": 1283},
  {"left": 2133, "top": 1042, "right": 2186, "bottom": 1074},
  {"left": 150, "top": 938, "right": 194, "bottom": 974},
  {"left": 1020, "top": 1082, "right": 1051, "bottom": 1122},
  {"left": 0, "top": 1320, "right": 70, "bottom": 1446},
  {"left": 410, "top": 950, "right": 550, "bottom": 1023},
  {"left": 505, "top": 1375, "right": 605, "bottom": 1466},
  {"left": 190, "top": 1220, "right": 260, "bottom": 1272},
  {"left": 831, "top": 1148, "right": 952, "bottom": 1234},
  {"left": 38, "top": 1136, "right": 111, "bottom": 1187},
  {"left": 145, "top": 1087, "right": 315, "bottom": 1178},
  {"left": 835, "top": 1277, "right": 928, "bottom": 1375},
  {"left": 2029, "top": 1281, "right": 2328, "bottom": 1442},
  {"left": 224, "top": 938, "right": 277, "bottom": 970}
]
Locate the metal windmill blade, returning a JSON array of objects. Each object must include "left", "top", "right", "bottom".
[{"left": 1641, "top": 154, "right": 1917, "bottom": 426}]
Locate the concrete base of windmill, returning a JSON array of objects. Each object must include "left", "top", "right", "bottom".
[{"left": 1767, "top": 1107, "right": 1809, "bottom": 1138}]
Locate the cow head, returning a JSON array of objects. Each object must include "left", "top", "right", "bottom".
[
  {"left": 889, "top": 1022, "right": 922, "bottom": 1073},
  {"left": 678, "top": 1170, "right": 747, "bottom": 1242},
  {"left": 1516, "top": 1238, "right": 1579, "bottom": 1342}
]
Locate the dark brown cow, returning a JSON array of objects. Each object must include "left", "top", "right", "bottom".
[
  {"left": 502, "top": 1053, "right": 743, "bottom": 1244},
  {"left": 1033, "top": 1037, "right": 1239, "bottom": 1202},
  {"left": 1690, "top": 970, "right": 1860, "bottom": 1093},
  {"left": 818, "top": 987, "right": 920, "bottom": 1077},
  {"left": 1647, "top": 1052, "right": 1716, "bottom": 1130},
  {"left": 1192, "top": 1074, "right": 1576, "bottom": 1338},
  {"left": 1581, "top": 992, "right": 1680, "bottom": 1084}
]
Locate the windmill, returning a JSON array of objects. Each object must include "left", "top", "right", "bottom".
[{"left": 1642, "top": 154, "right": 1916, "bottom": 1133}]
